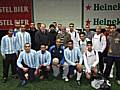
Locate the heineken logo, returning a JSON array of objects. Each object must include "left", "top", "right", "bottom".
[
  {"left": 84, "top": 2, "right": 120, "bottom": 27},
  {"left": 93, "top": 18, "right": 120, "bottom": 25},
  {"left": 94, "top": 3, "right": 120, "bottom": 11}
]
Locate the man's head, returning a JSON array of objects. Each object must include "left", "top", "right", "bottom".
[
  {"left": 87, "top": 41, "right": 93, "bottom": 51},
  {"left": 49, "top": 24, "right": 56, "bottom": 31},
  {"left": 8, "top": 29, "right": 14, "bottom": 37},
  {"left": 69, "top": 23, "right": 74, "bottom": 32},
  {"left": 61, "top": 26, "right": 66, "bottom": 33},
  {"left": 67, "top": 40, "right": 73, "bottom": 50},
  {"left": 85, "top": 25, "right": 90, "bottom": 32},
  {"left": 105, "top": 25, "right": 110, "bottom": 31},
  {"left": 24, "top": 43, "right": 31, "bottom": 53},
  {"left": 40, "top": 23, "right": 46, "bottom": 32},
  {"left": 52, "top": 21, "right": 57, "bottom": 28},
  {"left": 96, "top": 25, "right": 101, "bottom": 34},
  {"left": 79, "top": 32, "right": 86, "bottom": 41},
  {"left": 109, "top": 24, "right": 116, "bottom": 33},
  {"left": 58, "top": 24, "right": 62, "bottom": 30},
  {"left": 30, "top": 23, "right": 35, "bottom": 29},
  {"left": 20, "top": 24, "right": 26, "bottom": 32},
  {"left": 56, "top": 39, "right": 61, "bottom": 47},
  {"left": 40, "top": 43, "right": 46, "bottom": 54},
  {"left": 14, "top": 21, "right": 20, "bottom": 29}
]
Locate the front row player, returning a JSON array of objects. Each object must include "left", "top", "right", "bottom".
[
  {"left": 64, "top": 40, "right": 83, "bottom": 85},
  {"left": 83, "top": 41, "right": 99, "bottom": 80}
]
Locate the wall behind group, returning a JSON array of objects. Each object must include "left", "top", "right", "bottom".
[{"left": 33, "top": 0, "right": 82, "bottom": 29}]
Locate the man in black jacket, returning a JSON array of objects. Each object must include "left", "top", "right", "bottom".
[{"left": 35, "top": 23, "right": 49, "bottom": 50}]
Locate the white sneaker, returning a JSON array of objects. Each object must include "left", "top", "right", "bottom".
[
  {"left": 62, "top": 76, "right": 69, "bottom": 82},
  {"left": 117, "top": 80, "right": 120, "bottom": 85},
  {"left": 65, "top": 78, "right": 69, "bottom": 82},
  {"left": 109, "top": 74, "right": 113, "bottom": 78}
]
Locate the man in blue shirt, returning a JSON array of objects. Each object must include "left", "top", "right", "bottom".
[
  {"left": 49, "top": 39, "right": 68, "bottom": 81},
  {"left": 1, "top": 29, "right": 17, "bottom": 83},
  {"left": 17, "top": 43, "right": 37, "bottom": 86},
  {"left": 35, "top": 43, "right": 51, "bottom": 80},
  {"left": 16, "top": 24, "right": 31, "bottom": 53},
  {"left": 64, "top": 40, "right": 83, "bottom": 85}
]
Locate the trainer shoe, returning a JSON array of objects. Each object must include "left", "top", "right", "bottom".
[
  {"left": 62, "top": 76, "right": 69, "bottom": 82},
  {"left": 109, "top": 74, "right": 113, "bottom": 78},
  {"left": 76, "top": 80, "right": 80, "bottom": 86},
  {"left": 117, "top": 80, "right": 120, "bottom": 85}
]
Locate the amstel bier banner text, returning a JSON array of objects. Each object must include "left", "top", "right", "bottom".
[{"left": 0, "top": 0, "right": 32, "bottom": 30}]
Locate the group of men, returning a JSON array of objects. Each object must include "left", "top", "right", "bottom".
[{"left": 1, "top": 21, "right": 120, "bottom": 86}]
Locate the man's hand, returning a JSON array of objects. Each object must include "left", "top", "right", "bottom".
[
  {"left": 34, "top": 69, "right": 40, "bottom": 76},
  {"left": 76, "top": 63, "right": 82, "bottom": 72},
  {"left": 22, "top": 67, "right": 29, "bottom": 72}
]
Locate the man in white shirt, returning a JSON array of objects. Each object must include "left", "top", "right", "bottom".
[
  {"left": 84, "top": 41, "right": 99, "bottom": 80},
  {"left": 68, "top": 23, "right": 80, "bottom": 48},
  {"left": 92, "top": 25, "right": 106, "bottom": 74}
]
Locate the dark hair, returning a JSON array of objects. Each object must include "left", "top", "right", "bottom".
[
  {"left": 110, "top": 24, "right": 116, "bottom": 28},
  {"left": 67, "top": 40, "right": 73, "bottom": 44},
  {"left": 79, "top": 32, "right": 86, "bottom": 36},
  {"left": 87, "top": 41, "right": 92, "bottom": 45},
  {"left": 24, "top": 43, "right": 30, "bottom": 46},
  {"left": 40, "top": 43, "right": 47, "bottom": 46},
  {"left": 69, "top": 23, "right": 74, "bottom": 26},
  {"left": 49, "top": 24, "right": 56, "bottom": 29}
]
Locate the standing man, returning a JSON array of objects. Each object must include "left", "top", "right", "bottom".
[
  {"left": 16, "top": 24, "right": 31, "bottom": 53},
  {"left": 13, "top": 21, "right": 21, "bottom": 37},
  {"left": 56, "top": 26, "right": 71, "bottom": 47},
  {"left": 64, "top": 40, "right": 83, "bottom": 85},
  {"left": 92, "top": 25, "right": 106, "bottom": 74},
  {"left": 84, "top": 25, "right": 95, "bottom": 40},
  {"left": 48, "top": 24, "right": 58, "bottom": 48},
  {"left": 27, "top": 23, "right": 37, "bottom": 50},
  {"left": 35, "top": 23, "right": 49, "bottom": 50},
  {"left": 17, "top": 43, "right": 37, "bottom": 86},
  {"left": 68, "top": 23, "right": 80, "bottom": 48},
  {"left": 104, "top": 24, "right": 120, "bottom": 85},
  {"left": 1, "top": 29, "right": 17, "bottom": 83}
]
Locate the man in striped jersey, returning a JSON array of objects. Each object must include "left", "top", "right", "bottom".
[
  {"left": 17, "top": 43, "right": 37, "bottom": 86},
  {"left": 1, "top": 29, "right": 17, "bottom": 83},
  {"left": 35, "top": 43, "right": 51, "bottom": 80},
  {"left": 64, "top": 40, "right": 83, "bottom": 85},
  {"left": 16, "top": 24, "right": 31, "bottom": 53}
]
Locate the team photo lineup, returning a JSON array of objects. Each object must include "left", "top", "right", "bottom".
[{"left": 0, "top": 21, "right": 120, "bottom": 89}]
